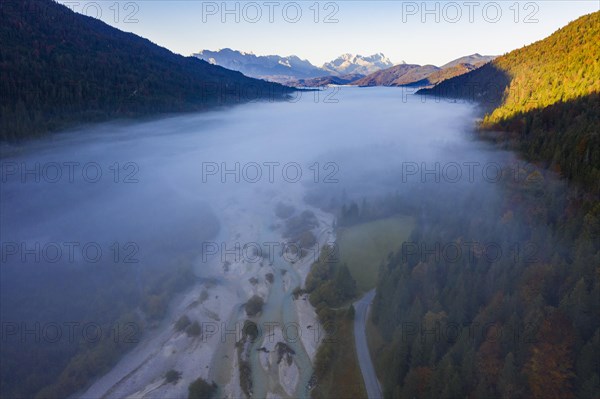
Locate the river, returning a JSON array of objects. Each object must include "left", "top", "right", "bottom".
[{"left": 0, "top": 87, "right": 517, "bottom": 398}]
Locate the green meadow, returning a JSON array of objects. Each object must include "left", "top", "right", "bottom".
[{"left": 337, "top": 215, "right": 414, "bottom": 292}]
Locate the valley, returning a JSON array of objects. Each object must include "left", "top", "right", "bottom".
[{"left": 1, "top": 2, "right": 598, "bottom": 399}]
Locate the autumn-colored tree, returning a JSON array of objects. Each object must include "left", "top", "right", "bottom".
[
  {"left": 401, "top": 366, "right": 432, "bottom": 399},
  {"left": 476, "top": 325, "right": 504, "bottom": 397},
  {"left": 525, "top": 311, "right": 576, "bottom": 399},
  {"left": 498, "top": 352, "right": 521, "bottom": 399}
]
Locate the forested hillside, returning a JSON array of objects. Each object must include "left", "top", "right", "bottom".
[
  {"left": 372, "top": 12, "right": 600, "bottom": 399},
  {"left": 0, "top": 0, "right": 292, "bottom": 140},
  {"left": 371, "top": 163, "right": 600, "bottom": 398},
  {"left": 419, "top": 11, "right": 600, "bottom": 193}
]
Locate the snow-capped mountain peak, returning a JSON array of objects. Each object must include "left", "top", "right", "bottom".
[
  {"left": 322, "top": 53, "right": 394, "bottom": 76},
  {"left": 192, "top": 49, "right": 397, "bottom": 84}
]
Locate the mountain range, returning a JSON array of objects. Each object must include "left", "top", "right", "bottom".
[
  {"left": 193, "top": 49, "right": 394, "bottom": 84},
  {"left": 193, "top": 48, "right": 325, "bottom": 83},
  {"left": 195, "top": 48, "right": 496, "bottom": 88}
]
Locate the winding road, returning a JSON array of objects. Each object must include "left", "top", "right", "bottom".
[{"left": 353, "top": 289, "right": 383, "bottom": 399}]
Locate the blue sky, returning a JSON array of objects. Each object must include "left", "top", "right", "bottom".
[{"left": 58, "top": 1, "right": 599, "bottom": 66}]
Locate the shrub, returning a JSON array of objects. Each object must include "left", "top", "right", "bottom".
[
  {"left": 185, "top": 321, "right": 202, "bottom": 337},
  {"left": 165, "top": 369, "right": 182, "bottom": 384},
  {"left": 265, "top": 273, "right": 274, "bottom": 284},
  {"left": 188, "top": 377, "right": 217, "bottom": 399},
  {"left": 244, "top": 295, "right": 264, "bottom": 317},
  {"left": 175, "top": 315, "right": 191, "bottom": 332}
]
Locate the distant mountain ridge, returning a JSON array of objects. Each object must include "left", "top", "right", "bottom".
[
  {"left": 351, "top": 54, "right": 496, "bottom": 87},
  {"left": 193, "top": 48, "right": 325, "bottom": 83},
  {"left": 195, "top": 49, "right": 497, "bottom": 88},
  {"left": 352, "top": 64, "right": 439, "bottom": 87},
  {"left": 193, "top": 49, "right": 395, "bottom": 84}
]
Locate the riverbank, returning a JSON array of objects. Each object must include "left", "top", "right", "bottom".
[{"left": 79, "top": 186, "right": 334, "bottom": 399}]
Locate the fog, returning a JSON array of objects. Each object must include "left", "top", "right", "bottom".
[{"left": 0, "top": 87, "right": 521, "bottom": 397}]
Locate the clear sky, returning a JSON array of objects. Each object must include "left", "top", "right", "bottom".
[{"left": 57, "top": 0, "right": 599, "bottom": 66}]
